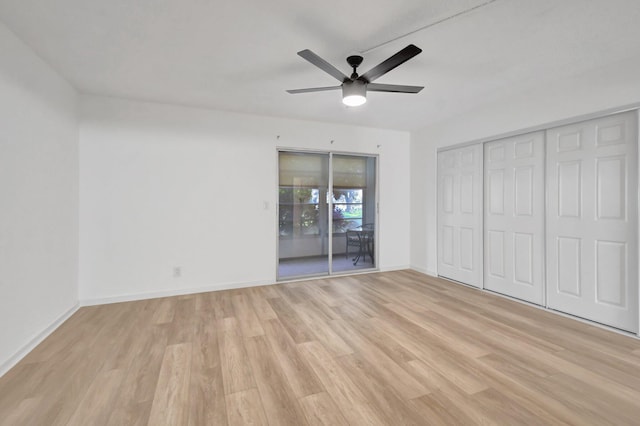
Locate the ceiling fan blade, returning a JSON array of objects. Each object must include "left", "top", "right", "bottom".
[
  {"left": 286, "top": 86, "right": 342, "bottom": 94},
  {"left": 367, "top": 83, "right": 424, "bottom": 93},
  {"left": 359, "top": 44, "right": 422, "bottom": 83},
  {"left": 297, "top": 49, "right": 349, "bottom": 82}
]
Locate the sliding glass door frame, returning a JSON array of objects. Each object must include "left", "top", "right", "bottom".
[
  {"left": 276, "top": 148, "right": 379, "bottom": 281},
  {"left": 327, "top": 152, "right": 335, "bottom": 275}
]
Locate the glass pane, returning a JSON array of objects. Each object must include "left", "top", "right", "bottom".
[
  {"left": 278, "top": 187, "right": 293, "bottom": 204},
  {"left": 278, "top": 205, "right": 293, "bottom": 236},
  {"left": 332, "top": 155, "right": 376, "bottom": 273},
  {"left": 333, "top": 218, "right": 362, "bottom": 233},
  {"left": 278, "top": 152, "right": 330, "bottom": 279},
  {"left": 333, "top": 156, "right": 367, "bottom": 187}
]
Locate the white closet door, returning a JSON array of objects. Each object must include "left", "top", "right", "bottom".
[
  {"left": 484, "top": 132, "right": 545, "bottom": 305},
  {"left": 437, "top": 144, "right": 483, "bottom": 288},
  {"left": 546, "top": 111, "right": 638, "bottom": 332}
]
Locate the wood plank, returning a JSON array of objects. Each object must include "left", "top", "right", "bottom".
[
  {"left": 218, "top": 318, "right": 256, "bottom": 395},
  {"left": 188, "top": 310, "right": 227, "bottom": 426},
  {"left": 268, "top": 297, "right": 316, "bottom": 343},
  {"left": 247, "top": 287, "right": 278, "bottom": 321},
  {"left": 225, "top": 389, "right": 268, "bottom": 426},
  {"left": 409, "top": 393, "right": 478, "bottom": 426},
  {"left": 261, "top": 319, "right": 323, "bottom": 398},
  {"left": 66, "top": 369, "right": 125, "bottom": 426},
  {"left": 299, "top": 392, "right": 349, "bottom": 426},
  {"left": 152, "top": 297, "right": 177, "bottom": 324},
  {"left": 290, "top": 302, "right": 354, "bottom": 357},
  {"left": 329, "top": 319, "right": 429, "bottom": 399},
  {"left": 0, "top": 397, "right": 42, "bottom": 426},
  {"left": 148, "top": 343, "right": 193, "bottom": 426},
  {"left": 167, "top": 298, "right": 197, "bottom": 345},
  {"left": 244, "top": 335, "right": 309, "bottom": 425},
  {"left": 232, "top": 294, "right": 265, "bottom": 337},
  {"left": 112, "top": 324, "right": 168, "bottom": 413},
  {"left": 382, "top": 302, "right": 491, "bottom": 359},
  {"left": 337, "top": 353, "right": 431, "bottom": 425},
  {"left": 297, "top": 341, "right": 385, "bottom": 426}
]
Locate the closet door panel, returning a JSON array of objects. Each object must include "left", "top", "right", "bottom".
[
  {"left": 483, "top": 131, "right": 545, "bottom": 305},
  {"left": 546, "top": 111, "right": 638, "bottom": 332},
  {"left": 437, "top": 144, "right": 483, "bottom": 288}
]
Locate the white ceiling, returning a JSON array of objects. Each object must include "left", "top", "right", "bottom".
[{"left": 1, "top": 0, "right": 640, "bottom": 131}]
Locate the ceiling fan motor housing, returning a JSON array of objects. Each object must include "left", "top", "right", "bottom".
[{"left": 346, "top": 55, "right": 364, "bottom": 80}]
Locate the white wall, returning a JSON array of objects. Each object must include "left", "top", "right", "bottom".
[
  {"left": 0, "top": 23, "right": 78, "bottom": 374},
  {"left": 79, "top": 95, "right": 410, "bottom": 303},
  {"left": 410, "top": 56, "right": 640, "bottom": 275}
]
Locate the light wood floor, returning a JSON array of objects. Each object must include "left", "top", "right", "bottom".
[{"left": 2, "top": 270, "right": 640, "bottom": 425}]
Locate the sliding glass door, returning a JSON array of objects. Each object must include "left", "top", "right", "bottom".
[
  {"left": 278, "top": 152, "right": 330, "bottom": 277},
  {"left": 277, "top": 150, "right": 377, "bottom": 280},
  {"left": 331, "top": 154, "right": 377, "bottom": 273}
]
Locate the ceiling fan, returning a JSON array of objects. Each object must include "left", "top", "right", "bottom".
[{"left": 287, "top": 44, "right": 424, "bottom": 107}]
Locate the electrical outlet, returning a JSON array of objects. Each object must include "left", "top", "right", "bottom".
[{"left": 173, "top": 266, "right": 182, "bottom": 278}]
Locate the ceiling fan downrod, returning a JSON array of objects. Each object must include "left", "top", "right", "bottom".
[{"left": 346, "top": 55, "right": 364, "bottom": 80}]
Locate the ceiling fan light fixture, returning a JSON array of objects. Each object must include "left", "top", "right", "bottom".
[{"left": 342, "top": 80, "right": 367, "bottom": 107}]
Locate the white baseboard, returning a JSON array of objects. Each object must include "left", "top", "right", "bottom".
[
  {"left": 380, "top": 264, "right": 411, "bottom": 272},
  {"left": 80, "top": 279, "right": 275, "bottom": 306},
  {"left": 81, "top": 266, "right": 421, "bottom": 306},
  {"left": 0, "top": 302, "right": 80, "bottom": 378},
  {"left": 410, "top": 265, "right": 437, "bottom": 277}
]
